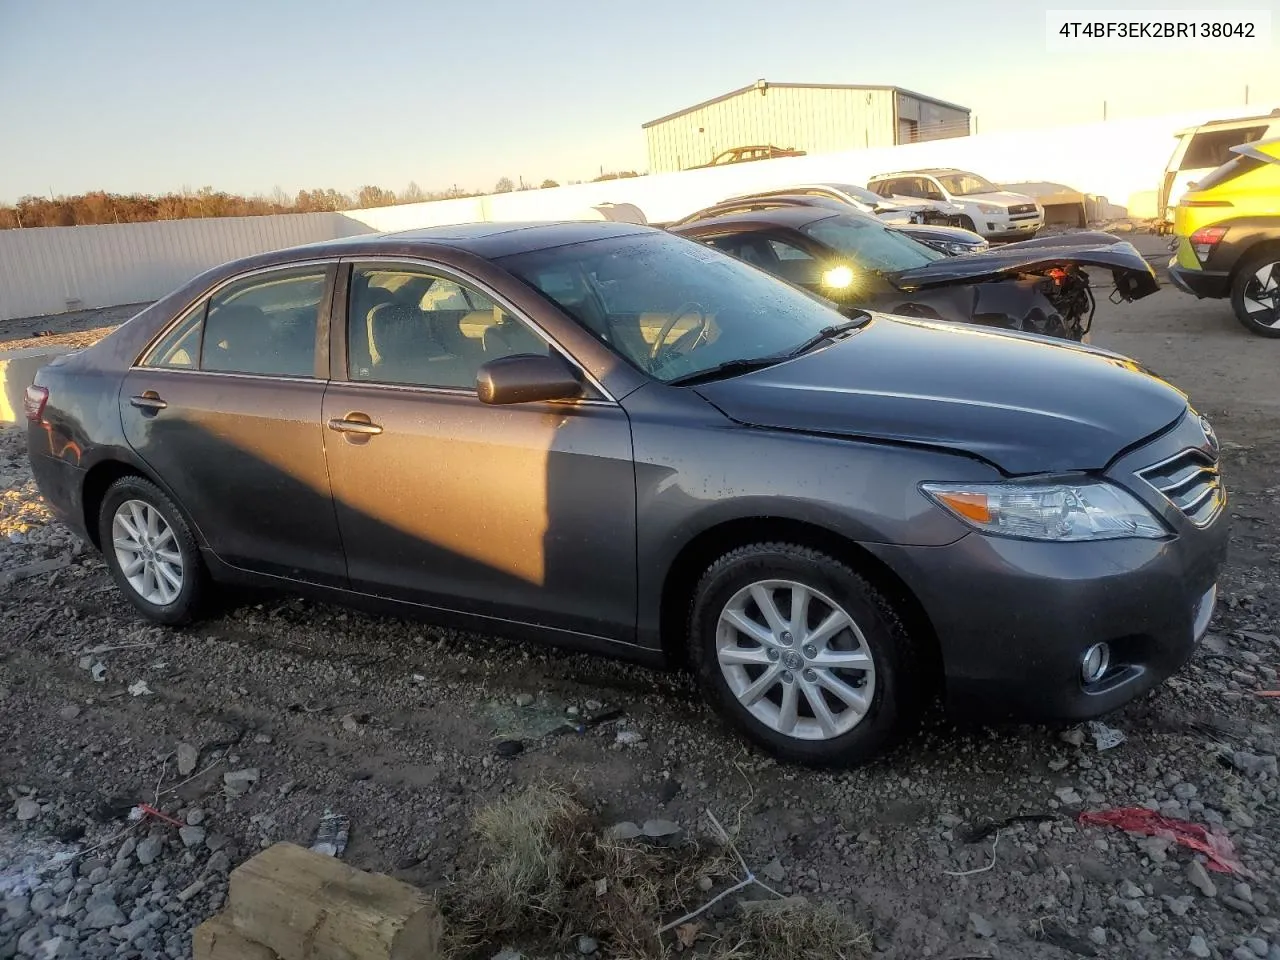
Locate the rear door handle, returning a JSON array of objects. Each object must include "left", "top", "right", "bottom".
[
  {"left": 327, "top": 417, "right": 383, "bottom": 436},
  {"left": 129, "top": 392, "right": 167, "bottom": 411}
]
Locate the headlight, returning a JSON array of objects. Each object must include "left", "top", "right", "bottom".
[
  {"left": 943, "top": 242, "right": 971, "bottom": 255},
  {"left": 975, "top": 203, "right": 1003, "bottom": 215},
  {"left": 921, "top": 479, "right": 1167, "bottom": 542}
]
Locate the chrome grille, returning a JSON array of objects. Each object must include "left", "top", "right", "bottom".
[
  {"left": 1008, "top": 203, "right": 1037, "bottom": 215},
  {"left": 1138, "top": 448, "right": 1224, "bottom": 527}
]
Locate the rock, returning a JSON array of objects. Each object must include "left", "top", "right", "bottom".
[
  {"left": 641, "top": 819, "right": 680, "bottom": 839},
  {"left": 1088, "top": 927, "right": 1107, "bottom": 946},
  {"left": 605, "top": 822, "right": 642, "bottom": 841},
  {"left": 1234, "top": 948, "right": 1261, "bottom": 960},
  {"left": 205, "top": 832, "right": 228, "bottom": 852},
  {"left": 1189, "top": 935, "right": 1211, "bottom": 958},
  {"left": 2, "top": 897, "right": 28, "bottom": 922},
  {"left": 57, "top": 705, "right": 80, "bottom": 721},
  {"left": 576, "top": 935, "right": 599, "bottom": 955},
  {"left": 615, "top": 730, "right": 645, "bottom": 746},
  {"left": 969, "top": 912, "right": 995, "bottom": 938},
  {"left": 223, "top": 769, "right": 259, "bottom": 796},
  {"left": 185, "top": 808, "right": 205, "bottom": 826},
  {"left": 1137, "top": 928, "right": 1157, "bottom": 944},
  {"left": 1231, "top": 809, "right": 1256, "bottom": 829},
  {"left": 762, "top": 859, "right": 786, "bottom": 883},
  {"left": 1245, "top": 938, "right": 1268, "bottom": 957},
  {"left": 78, "top": 857, "right": 107, "bottom": 877},
  {"left": 84, "top": 903, "right": 125, "bottom": 929},
  {"left": 1120, "top": 879, "right": 1144, "bottom": 899},
  {"left": 697, "top": 876, "right": 713, "bottom": 892},
  {"left": 15, "top": 799, "right": 40, "bottom": 821},
  {"left": 207, "top": 851, "right": 231, "bottom": 874},
  {"left": 1232, "top": 751, "right": 1279, "bottom": 778},
  {"left": 1138, "top": 835, "right": 1171, "bottom": 861},
  {"left": 1054, "top": 786, "right": 1082, "bottom": 805},
  {"left": 1235, "top": 882, "right": 1254, "bottom": 903},
  {"left": 86, "top": 866, "right": 109, "bottom": 884},
  {"left": 1222, "top": 895, "right": 1257, "bottom": 915},
  {"left": 1123, "top": 898, "right": 1149, "bottom": 918},
  {"left": 135, "top": 836, "right": 164, "bottom": 866},
  {"left": 1060, "top": 728, "right": 1086, "bottom": 747},
  {"left": 178, "top": 826, "right": 206, "bottom": 848},
  {"left": 1173, "top": 782, "right": 1198, "bottom": 800},
  {"left": 1187, "top": 859, "right": 1217, "bottom": 897},
  {"left": 340, "top": 714, "right": 363, "bottom": 733},
  {"left": 29, "top": 891, "right": 53, "bottom": 915},
  {"left": 175, "top": 744, "right": 198, "bottom": 776},
  {"left": 514, "top": 693, "right": 534, "bottom": 707}
]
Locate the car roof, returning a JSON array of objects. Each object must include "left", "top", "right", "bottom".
[
  {"left": 274, "top": 220, "right": 654, "bottom": 261},
  {"left": 869, "top": 168, "right": 967, "bottom": 178}
]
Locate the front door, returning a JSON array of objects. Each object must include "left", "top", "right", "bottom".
[
  {"left": 120, "top": 262, "right": 346, "bottom": 586},
  {"left": 322, "top": 260, "right": 637, "bottom": 643}
]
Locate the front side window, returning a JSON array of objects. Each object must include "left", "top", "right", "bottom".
[
  {"left": 347, "top": 264, "right": 549, "bottom": 389},
  {"left": 201, "top": 267, "right": 326, "bottom": 377},
  {"left": 801, "top": 214, "right": 944, "bottom": 271},
  {"left": 499, "top": 232, "right": 854, "bottom": 383}
]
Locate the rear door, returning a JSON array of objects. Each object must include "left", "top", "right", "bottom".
[
  {"left": 120, "top": 261, "right": 346, "bottom": 586},
  {"left": 321, "top": 259, "right": 637, "bottom": 642}
]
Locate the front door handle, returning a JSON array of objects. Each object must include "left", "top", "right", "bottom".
[
  {"left": 129, "top": 391, "right": 167, "bottom": 411},
  {"left": 327, "top": 415, "right": 383, "bottom": 436}
]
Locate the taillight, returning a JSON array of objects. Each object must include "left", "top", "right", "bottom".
[
  {"left": 24, "top": 385, "right": 49, "bottom": 422},
  {"left": 1189, "top": 226, "right": 1227, "bottom": 264}
]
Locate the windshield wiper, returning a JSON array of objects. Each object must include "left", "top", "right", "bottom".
[
  {"left": 667, "top": 356, "right": 792, "bottom": 386},
  {"left": 784, "top": 315, "right": 869, "bottom": 358}
]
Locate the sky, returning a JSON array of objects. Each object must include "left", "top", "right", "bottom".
[{"left": 1, "top": 0, "right": 1277, "bottom": 202}]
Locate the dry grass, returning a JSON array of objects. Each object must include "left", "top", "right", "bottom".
[
  {"left": 716, "top": 898, "right": 873, "bottom": 960},
  {"left": 439, "top": 783, "right": 870, "bottom": 960}
]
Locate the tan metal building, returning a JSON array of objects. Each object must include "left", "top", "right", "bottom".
[{"left": 642, "top": 80, "right": 971, "bottom": 173}]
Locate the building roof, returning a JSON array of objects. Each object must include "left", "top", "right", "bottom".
[{"left": 642, "top": 81, "right": 971, "bottom": 129}]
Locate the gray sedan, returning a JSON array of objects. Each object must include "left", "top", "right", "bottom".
[{"left": 26, "top": 222, "right": 1226, "bottom": 766}]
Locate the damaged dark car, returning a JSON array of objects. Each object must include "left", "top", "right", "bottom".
[{"left": 669, "top": 206, "right": 1159, "bottom": 341}]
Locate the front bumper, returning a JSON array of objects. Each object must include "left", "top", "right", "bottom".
[
  {"left": 983, "top": 218, "right": 1044, "bottom": 241},
  {"left": 1167, "top": 259, "right": 1231, "bottom": 299},
  {"left": 867, "top": 411, "right": 1228, "bottom": 722}
]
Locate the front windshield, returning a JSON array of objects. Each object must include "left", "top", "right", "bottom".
[
  {"left": 825, "top": 183, "right": 887, "bottom": 205},
  {"left": 937, "top": 172, "right": 999, "bottom": 196},
  {"left": 800, "top": 214, "right": 945, "bottom": 271},
  {"left": 499, "top": 232, "right": 852, "bottom": 383}
]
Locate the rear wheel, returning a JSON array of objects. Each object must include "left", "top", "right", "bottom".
[
  {"left": 1231, "top": 251, "right": 1280, "bottom": 337},
  {"left": 688, "top": 542, "right": 922, "bottom": 766},
  {"left": 99, "top": 476, "right": 208, "bottom": 625}
]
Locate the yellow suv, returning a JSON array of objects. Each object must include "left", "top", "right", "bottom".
[{"left": 1167, "top": 137, "right": 1280, "bottom": 337}]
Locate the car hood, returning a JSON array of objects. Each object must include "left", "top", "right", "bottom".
[
  {"left": 692, "top": 314, "right": 1188, "bottom": 474},
  {"left": 889, "top": 237, "right": 1160, "bottom": 300},
  {"left": 964, "top": 190, "right": 1038, "bottom": 207}
]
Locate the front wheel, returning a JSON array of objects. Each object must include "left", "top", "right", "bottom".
[
  {"left": 688, "top": 543, "right": 923, "bottom": 766},
  {"left": 1231, "top": 252, "right": 1280, "bottom": 337},
  {"left": 956, "top": 214, "right": 977, "bottom": 233},
  {"left": 99, "top": 476, "right": 209, "bottom": 625}
]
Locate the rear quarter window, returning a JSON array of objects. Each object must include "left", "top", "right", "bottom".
[{"left": 1182, "top": 127, "right": 1268, "bottom": 169}]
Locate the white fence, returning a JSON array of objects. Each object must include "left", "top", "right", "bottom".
[{"left": 0, "top": 102, "right": 1268, "bottom": 322}]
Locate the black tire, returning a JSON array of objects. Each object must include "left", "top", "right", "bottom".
[
  {"left": 688, "top": 542, "right": 923, "bottom": 767},
  {"left": 98, "top": 475, "right": 208, "bottom": 625},
  {"left": 1230, "top": 250, "right": 1280, "bottom": 338}
]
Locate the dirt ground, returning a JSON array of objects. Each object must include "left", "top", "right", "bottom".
[{"left": 2, "top": 250, "right": 1279, "bottom": 960}]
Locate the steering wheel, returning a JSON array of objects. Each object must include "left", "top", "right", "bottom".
[{"left": 650, "top": 301, "right": 708, "bottom": 366}]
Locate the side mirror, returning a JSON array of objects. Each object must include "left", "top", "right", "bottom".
[{"left": 476, "top": 353, "right": 583, "bottom": 405}]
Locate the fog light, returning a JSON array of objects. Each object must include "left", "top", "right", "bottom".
[{"left": 1081, "top": 643, "right": 1110, "bottom": 683}]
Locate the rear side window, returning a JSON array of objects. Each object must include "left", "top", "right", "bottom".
[
  {"left": 202, "top": 267, "right": 327, "bottom": 377},
  {"left": 145, "top": 303, "right": 206, "bottom": 369},
  {"left": 1182, "top": 127, "right": 1268, "bottom": 169}
]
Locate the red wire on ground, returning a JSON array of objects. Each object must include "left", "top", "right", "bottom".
[{"left": 1077, "top": 807, "right": 1248, "bottom": 875}]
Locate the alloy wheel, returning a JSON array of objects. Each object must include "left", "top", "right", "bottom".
[
  {"left": 1242, "top": 261, "right": 1280, "bottom": 329},
  {"left": 715, "top": 579, "right": 876, "bottom": 740},
  {"left": 111, "top": 499, "right": 184, "bottom": 606}
]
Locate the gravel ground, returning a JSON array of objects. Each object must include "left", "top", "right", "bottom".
[{"left": 2, "top": 261, "right": 1280, "bottom": 960}]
